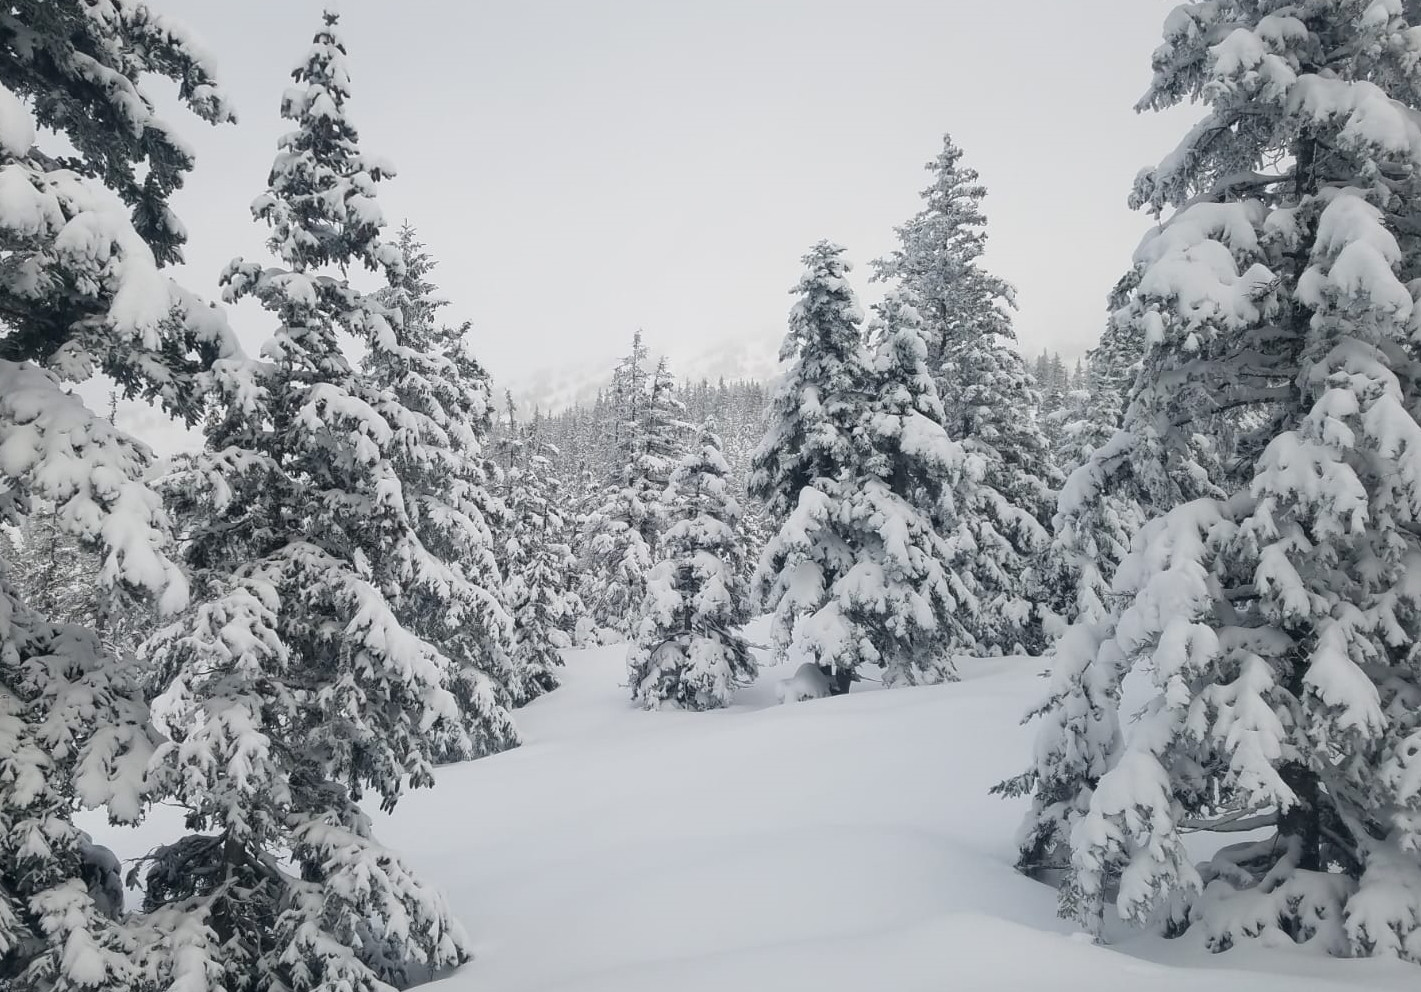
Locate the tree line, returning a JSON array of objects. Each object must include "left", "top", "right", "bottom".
[{"left": 4, "top": 0, "right": 1421, "bottom": 988}]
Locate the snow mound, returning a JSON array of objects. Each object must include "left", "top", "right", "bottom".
[{"left": 353, "top": 629, "right": 1416, "bottom": 992}]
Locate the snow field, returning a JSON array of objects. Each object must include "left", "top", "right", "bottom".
[{"left": 353, "top": 623, "right": 1415, "bottom": 992}]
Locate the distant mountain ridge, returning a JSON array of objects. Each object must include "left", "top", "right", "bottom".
[{"left": 505, "top": 331, "right": 785, "bottom": 415}]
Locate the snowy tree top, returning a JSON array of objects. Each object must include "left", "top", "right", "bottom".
[{"left": 255, "top": 9, "right": 400, "bottom": 275}]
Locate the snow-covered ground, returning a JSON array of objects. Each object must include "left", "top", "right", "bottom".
[
  {"left": 89, "top": 621, "right": 1415, "bottom": 990},
  {"left": 372, "top": 622, "right": 1412, "bottom": 992}
]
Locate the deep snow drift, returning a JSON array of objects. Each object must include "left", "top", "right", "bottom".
[
  {"left": 373, "top": 622, "right": 1412, "bottom": 992},
  {"left": 87, "top": 621, "right": 1415, "bottom": 990}
]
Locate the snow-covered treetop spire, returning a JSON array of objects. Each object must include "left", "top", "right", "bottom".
[
  {"left": 784, "top": 241, "right": 865, "bottom": 362},
  {"left": 257, "top": 8, "right": 398, "bottom": 275},
  {"left": 872, "top": 133, "right": 1015, "bottom": 347},
  {"left": 749, "top": 240, "right": 870, "bottom": 523}
]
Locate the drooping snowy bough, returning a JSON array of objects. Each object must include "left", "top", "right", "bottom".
[
  {"left": 0, "top": 2, "right": 236, "bottom": 987},
  {"left": 1005, "top": 0, "right": 1421, "bottom": 962}
]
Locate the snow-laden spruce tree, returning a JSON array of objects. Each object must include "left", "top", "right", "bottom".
[
  {"left": 142, "top": 15, "right": 478, "bottom": 990},
  {"left": 750, "top": 245, "right": 866, "bottom": 532},
  {"left": 874, "top": 135, "right": 1062, "bottom": 654},
  {"left": 1038, "top": 307, "right": 1151, "bottom": 629},
  {"left": 7, "top": 501, "right": 107, "bottom": 634},
  {"left": 1008, "top": 0, "right": 1421, "bottom": 961},
  {"left": 1051, "top": 302, "right": 1143, "bottom": 481},
  {"left": 578, "top": 334, "right": 653, "bottom": 636},
  {"left": 365, "top": 222, "right": 518, "bottom": 756},
  {"left": 851, "top": 291, "right": 976, "bottom": 684},
  {"left": 629, "top": 420, "right": 756, "bottom": 709},
  {"left": 1035, "top": 351, "right": 1071, "bottom": 438},
  {"left": 579, "top": 336, "right": 688, "bottom": 638},
  {"left": 644, "top": 357, "right": 689, "bottom": 483},
  {"left": 749, "top": 242, "right": 871, "bottom": 693},
  {"left": 752, "top": 247, "right": 971, "bottom": 691},
  {"left": 1044, "top": 385, "right": 1098, "bottom": 478},
  {"left": 0, "top": 4, "right": 235, "bottom": 987},
  {"left": 499, "top": 403, "right": 583, "bottom": 705}
]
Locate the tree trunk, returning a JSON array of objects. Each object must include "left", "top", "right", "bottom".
[{"left": 824, "top": 664, "right": 854, "bottom": 696}]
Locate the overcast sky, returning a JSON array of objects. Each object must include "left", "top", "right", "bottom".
[{"left": 151, "top": 0, "right": 1192, "bottom": 388}]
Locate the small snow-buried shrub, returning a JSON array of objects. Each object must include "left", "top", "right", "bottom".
[{"left": 778, "top": 663, "right": 833, "bottom": 704}]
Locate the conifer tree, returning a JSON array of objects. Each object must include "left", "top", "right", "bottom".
[
  {"left": 643, "top": 357, "right": 690, "bottom": 488},
  {"left": 579, "top": 335, "right": 688, "bottom": 638},
  {"left": 365, "top": 223, "right": 518, "bottom": 757},
  {"left": 142, "top": 16, "right": 474, "bottom": 990},
  {"left": 500, "top": 401, "right": 582, "bottom": 705},
  {"left": 874, "top": 135, "right": 1062, "bottom": 654},
  {"left": 0, "top": 4, "right": 234, "bottom": 987},
  {"left": 579, "top": 335, "right": 652, "bottom": 636},
  {"left": 1034, "top": 350, "right": 1070, "bottom": 426},
  {"left": 753, "top": 246, "right": 970, "bottom": 690},
  {"left": 852, "top": 291, "right": 976, "bottom": 684},
  {"left": 6, "top": 502, "right": 103, "bottom": 633},
  {"left": 629, "top": 421, "right": 755, "bottom": 709},
  {"left": 1009, "top": 0, "right": 1421, "bottom": 960},
  {"left": 750, "top": 242, "right": 871, "bottom": 693},
  {"left": 1041, "top": 308, "right": 1150, "bottom": 626},
  {"left": 1044, "top": 386, "right": 1097, "bottom": 478}
]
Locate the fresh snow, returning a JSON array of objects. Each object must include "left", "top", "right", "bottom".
[{"left": 83, "top": 619, "right": 1418, "bottom": 991}]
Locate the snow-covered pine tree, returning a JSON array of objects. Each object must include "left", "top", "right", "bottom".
[
  {"left": 365, "top": 222, "right": 518, "bottom": 757},
  {"left": 578, "top": 334, "right": 653, "bottom": 637},
  {"left": 750, "top": 242, "right": 871, "bottom": 693},
  {"left": 579, "top": 336, "right": 689, "bottom": 639},
  {"left": 997, "top": 305, "right": 1157, "bottom": 896},
  {"left": 6, "top": 501, "right": 103, "bottom": 632},
  {"left": 499, "top": 400, "right": 582, "bottom": 705},
  {"left": 629, "top": 420, "right": 755, "bottom": 709},
  {"left": 1034, "top": 350, "right": 1070, "bottom": 427},
  {"left": 1034, "top": 295, "right": 1154, "bottom": 631},
  {"left": 851, "top": 291, "right": 975, "bottom": 684},
  {"left": 0, "top": 4, "right": 235, "bottom": 987},
  {"left": 1010, "top": 0, "right": 1421, "bottom": 960},
  {"left": 142, "top": 15, "right": 477, "bottom": 990},
  {"left": 1052, "top": 284, "right": 1145, "bottom": 481},
  {"left": 534, "top": 374, "right": 771, "bottom": 576},
  {"left": 644, "top": 357, "right": 690, "bottom": 492},
  {"left": 874, "top": 134, "right": 1062, "bottom": 654},
  {"left": 1045, "top": 385, "right": 1097, "bottom": 479},
  {"left": 753, "top": 246, "right": 970, "bottom": 690}
]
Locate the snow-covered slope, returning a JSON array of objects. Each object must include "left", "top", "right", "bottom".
[{"left": 355, "top": 624, "right": 1414, "bottom": 992}]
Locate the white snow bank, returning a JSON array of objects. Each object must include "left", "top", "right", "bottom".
[
  {"left": 364, "top": 626, "right": 1413, "bottom": 992},
  {"left": 85, "top": 619, "right": 1415, "bottom": 990}
]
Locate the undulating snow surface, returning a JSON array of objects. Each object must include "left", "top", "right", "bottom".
[
  {"left": 90, "top": 619, "right": 1415, "bottom": 990},
  {"left": 379, "top": 621, "right": 1413, "bottom": 992}
]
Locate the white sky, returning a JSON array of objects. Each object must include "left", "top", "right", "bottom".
[{"left": 152, "top": 0, "right": 1194, "bottom": 388}]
